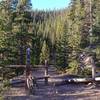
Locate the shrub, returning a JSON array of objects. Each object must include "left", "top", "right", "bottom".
[{"left": 67, "top": 60, "right": 79, "bottom": 74}]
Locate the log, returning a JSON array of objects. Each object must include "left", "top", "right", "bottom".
[
  {"left": 53, "top": 77, "right": 100, "bottom": 86},
  {"left": 6, "top": 65, "right": 26, "bottom": 68},
  {"left": 35, "top": 76, "right": 50, "bottom": 80},
  {"left": 6, "top": 65, "right": 54, "bottom": 68},
  {"left": 10, "top": 79, "right": 25, "bottom": 85}
]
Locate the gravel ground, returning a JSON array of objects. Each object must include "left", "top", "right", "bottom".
[
  {"left": 4, "top": 83, "right": 100, "bottom": 100},
  {"left": 3, "top": 66, "right": 100, "bottom": 100}
]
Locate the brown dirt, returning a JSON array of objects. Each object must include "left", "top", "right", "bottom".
[{"left": 3, "top": 66, "right": 100, "bottom": 100}]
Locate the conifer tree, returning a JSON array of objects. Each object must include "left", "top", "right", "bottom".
[
  {"left": 40, "top": 41, "right": 50, "bottom": 64},
  {"left": 12, "top": 0, "right": 32, "bottom": 64}
]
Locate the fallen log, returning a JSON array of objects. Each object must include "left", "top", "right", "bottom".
[{"left": 50, "top": 77, "right": 100, "bottom": 86}]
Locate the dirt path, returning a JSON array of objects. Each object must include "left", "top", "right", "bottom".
[{"left": 4, "top": 66, "right": 100, "bottom": 100}]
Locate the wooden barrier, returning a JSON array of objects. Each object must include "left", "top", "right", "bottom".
[
  {"left": 7, "top": 63, "right": 50, "bottom": 85},
  {"left": 5, "top": 65, "right": 26, "bottom": 68},
  {"left": 44, "top": 60, "right": 49, "bottom": 85},
  {"left": 5, "top": 64, "right": 54, "bottom": 68},
  {"left": 35, "top": 76, "right": 50, "bottom": 80}
]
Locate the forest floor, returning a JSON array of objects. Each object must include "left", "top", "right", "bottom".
[{"left": 3, "top": 66, "right": 100, "bottom": 100}]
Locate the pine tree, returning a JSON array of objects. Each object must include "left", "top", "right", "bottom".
[
  {"left": 56, "top": 19, "right": 69, "bottom": 69},
  {"left": 0, "top": 0, "right": 18, "bottom": 65},
  {"left": 12, "top": 0, "right": 32, "bottom": 64},
  {"left": 40, "top": 41, "right": 50, "bottom": 64}
]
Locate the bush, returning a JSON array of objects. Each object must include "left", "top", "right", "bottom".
[
  {"left": 67, "top": 60, "right": 79, "bottom": 74},
  {"left": 0, "top": 80, "right": 10, "bottom": 100},
  {"left": 79, "top": 68, "right": 91, "bottom": 78}
]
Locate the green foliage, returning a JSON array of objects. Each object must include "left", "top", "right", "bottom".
[
  {"left": 40, "top": 41, "right": 50, "bottom": 64},
  {"left": 0, "top": 79, "right": 10, "bottom": 99},
  {"left": 0, "top": 0, "right": 100, "bottom": 77},
  {"left": 79, "top": 68, "right": 92, "bottom": 78},
  {"left": 68, "top": 60, "right": 79, "bottom": 74},
  {"left": 31, "top": 35, "right": 42, "bottom": 64},
  {"left": 56, "top": 31, "right": 68, "bottom": 68},
  {"left": 0, "top": 0, "right": 18, "bottom": 65},
  {"left": 95, "top": 46, "right": 100, "bottom": 59},
  {"left": 0, "top": 96, "right": 3, "bottom": 100}
]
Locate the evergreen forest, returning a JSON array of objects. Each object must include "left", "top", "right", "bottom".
[{"left": 0, "top": 0, "right": 100, "bottom": 91}]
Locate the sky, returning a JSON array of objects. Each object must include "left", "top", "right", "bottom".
[
  {"left": 0, "top": 0, "right": 71, "bottom": 10},
  {"left": 32, "top": 0, "right": 71, "bottom": 10}
]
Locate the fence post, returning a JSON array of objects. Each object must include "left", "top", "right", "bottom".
[
  {"left": 91, "top": 57, "right": 96, "bottom": 81},
  {"left": 25, "top": 48, "right": 31, "bottom": 88},
  {"left": 44, "top": 59, "right": 48, "bottom": 85}
]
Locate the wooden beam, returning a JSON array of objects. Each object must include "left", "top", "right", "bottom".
[
  {"left": 10, "top": 79, "right": 25, "bottom": 85},
  {"left": 35, "top": 76, "right": 50, "bottom": 80},
  {"left": 6, "top": 65, "right": 26, "bottom": 68},
  {"left": 5, "top": 65, "right": 54, "bottom": 68}
]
